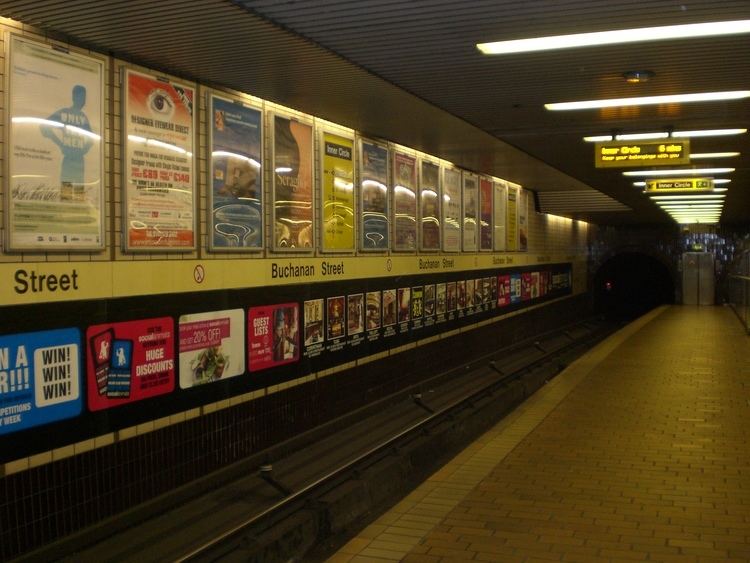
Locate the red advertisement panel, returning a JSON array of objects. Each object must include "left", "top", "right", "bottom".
[
  {"left": 498, "top": 275, "right": 511, "bottom": 307},
  {"left": 248, "top": 303, "right": 299, "bottom": 372},
  {"left": 522, "top": 272, "right": 533, "bottom": 301},
  {"left": 86, "top": 317, "right": 175, "bottom": 411}
]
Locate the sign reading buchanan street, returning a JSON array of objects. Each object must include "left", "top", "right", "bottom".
[{"left": 595, "top": 139, "right": 690, "bottom": 168}]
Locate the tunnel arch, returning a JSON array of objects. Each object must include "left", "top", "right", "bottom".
[{"left": 594, "top": 252, "right": 676, "bottom": 320}]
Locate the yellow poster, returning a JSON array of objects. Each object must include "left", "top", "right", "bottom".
[
  {"left": 506, "top": 186, "right": 518, "bottom": 251},
  {"left": 322, "top": 132, "right": 355, "bottom": 251}
]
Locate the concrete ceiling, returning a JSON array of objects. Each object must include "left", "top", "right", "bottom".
[{"left": 1, "top": 0, "right": 748, "bottom": 225}]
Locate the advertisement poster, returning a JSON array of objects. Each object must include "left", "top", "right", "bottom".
[
  {"left": 442, "top": 167, "right": 461, "bottom": 252},
  {"left": 393, "top": 152, "right": 417, "bottom": 251},
  {"left": 466, "top": 279, "right": 475, "bottom": 309},
  {"left": 383, "top": 290, "right": 397, "bottom": 327},
  {"left": 178, "top": 309, "right": 244, "bottom": 389},
  {"left": 366, "top": 291, "right": 382, "bottom": 330},
  {"left": 436, "top": 283, "right": 447, "bottom": 315},
  {"left": 0, "top": 328, "right": 81, "bottom": 435},
  {"left": 510, "top": 274, "right": 522, "bottom": 304},
  {"left": 411, "top": 286, "right": 424, "bottom": 322},
  {"left": 493, "top": 181, "right": 507, "bottom": 251},
  {"left": 327, "top": 296, "right": 346, "bottom": 340},
  {"left": 398, "top": 287, "right": 411, "bottom": 324},
  {"left": 304, "top": 299, "right": 325, "bottom": 347},
  {"left": 424, "top": 285, "right": 436, "bottom": 317},
  {"left": 7, "top": 36, "right": 104, "bottom": 251},
  {"left": 507, "top": 186, "right": 519, "bottom": 251},
  {"left": 209, "top": 95, "right": 262, "bottom": 250},
  {"left": 347, "top": 294, "right": 365, "bottom": 335},
  {"left": 273, "top": 115, "right": 313, "bottom": 250},
  {"left": 462, "top": 172, "right": 478, "bottom": 251},
  {"left": 447, "top": 282, "right": 457, "bottom": 312},
  {"left": 531, "top": 272, "right": 540, "bottom": 298},
  {"left": 359, "top": 140, "right": 389, "bottom": 251},
  {"left": 479, "top": 177, "right": 493, "bottom": 251},
  {"left": 322, "top": 132, "right": 355, "bottom": 251},
  {"left": 248, "top": 304, "right": 299, "bottom": 371},
  {"left": 87, "top": 317, "right": 175, "bottom": 411},
  {"left": 519, "top": 189, "right": 529, "bottom": 251},
  {"left": 498, "top": 275, "right": 511, "bottom": 307},
  {"left": 124, "top": 69, "right": 195, "bottom": 250},
  {"left": 522, "top": 273, "right": 533, "bottom": 301},
  {"left": 419, "top": 161, "right": 441, "bottom": 251},
  {"left": 457, "top": 280, "right": 466, "bottom": 309}
]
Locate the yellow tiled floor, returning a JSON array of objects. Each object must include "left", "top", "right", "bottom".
[{"left": 328, "top": 306, "right": 750, "bottom": 562}]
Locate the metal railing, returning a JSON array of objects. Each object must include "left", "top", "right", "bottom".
[{"left": 727, "top": 275, "right": 750, "bottom": 333}]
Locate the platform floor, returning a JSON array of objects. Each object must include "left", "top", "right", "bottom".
[{"left": 327, "top": 306, "right": 750, "bottom": 563}]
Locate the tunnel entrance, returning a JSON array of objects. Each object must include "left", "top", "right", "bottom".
[{"left": 594, "top": 252, "right": 675, "bottom": 320}]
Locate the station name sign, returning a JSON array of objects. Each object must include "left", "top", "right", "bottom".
[
  {"left": 595, "top": 139, "right": 690, "bottom": 168},
  {"left": 645, "top": 178, "right": 714, "bottom": 192}
]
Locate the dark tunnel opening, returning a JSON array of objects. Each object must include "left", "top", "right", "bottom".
[{"left": 594, "top": 253, "right": 675, "bottom": 320}]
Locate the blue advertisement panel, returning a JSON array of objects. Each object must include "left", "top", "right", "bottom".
[
  {"left": 0, "top": 328, "right": 82, "bottom": 435},
  {"left": 209, "top": 95, "right": 262, "bottom": 250},
  {"left": 510, "top": 273, "right": 522, "bottom": 304}
]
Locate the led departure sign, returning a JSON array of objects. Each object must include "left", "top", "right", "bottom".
[
  {"left": 595, "top": 140, "right": 690, "bottom": 168},
  {"left": 645, "top": 178, "right": 714, "bottom": 192}
]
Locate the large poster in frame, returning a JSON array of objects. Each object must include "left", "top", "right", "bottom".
[
  {"left": 392, "top": 151, "right": 417, "bottom": 251},
  {"left": 442, "top": 166, "right": 461, "bottom": 252},
  {"left": 321, "top": 131, "right": 355, "bottom": 252},
  {"left": 493, "top": 180, "right": 507, "bottom": 251},
  {"left": 208, "top": 94, "right": 262, "bottom": 251},
  {"left": 419, "top": 160, "right": 441, "bottom": 251},
  {"left": 359, "top": 139, "right": 389, "bottom": 251},
  {"left": 462, "top": 171, "right": 478, "bottom": 252},
  {"left": 507, "top": 184, "right": 519, "bottom": 251},
  {"left": 479, "top": 176, "right": 493, "bottom": 251},
  {"left": 123, "top": 68, "right": 196, "bottom": 250},
  {"left": 519, "top": 188, "right": 529, "bottom": 251},
  {"left": 272, "top": 115, "right": 314, "bottom": 250},
  {"left": 6, "top": 35, "right": 105, "bottom": 251}
]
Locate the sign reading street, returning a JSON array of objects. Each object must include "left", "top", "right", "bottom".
[{"left": 595, "top": 139, "right": 690, "bottom": 168}]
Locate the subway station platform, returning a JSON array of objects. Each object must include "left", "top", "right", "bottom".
[{"left": 328, "top": 305, "right": 750, "bottom": 563}]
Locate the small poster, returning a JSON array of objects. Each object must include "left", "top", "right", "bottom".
[
  {"left": 411, "top": 286, "right": 424, "bottom": 320},
  {"left": 273, "top": 115, "right": 314, "bottom": 250},
  {"left": 519, "top": 189, "right": 529, "bottom": 251},
  {"left": 7, "top": 36, "right": 105, "bottom": 251},
  {"left": 462, "top": 172, "right": 478, "bottom": 251},
  {"left": 382, "top": 290, "right": 397, "bottom": 327},
  {"left": 531, "top": 272, "right": 540, "bottom": 298},
  {"left": 0, "top": 328, "right": 82, "bottom": 435},
  {"left": 498, "top": 275, "right": 512, "bottom": 307},
  {"left": 398, "top": 287, "right": 411, "bottom": 324},
  {"left": 447, "top": 282, "right": 457, "bottom": 311},
  {"left": 442, "top": 167, "right": 462, "bottom": 252},
  {"left": 507, "top": 185, "right": 519, "bottom": 251},
  {"left": 304, "top": 299, "right": 325, "bottom": 347},
  {"left": 248, "top": 303, "right": 299, "bottom": 371},
  {"left": 178, "top": 309, "right": 244, "bottom": 388},
  {"left": 466, "top": 279, "right": 475, "bottom": 308},
  {"left": 124, "top": 69, "right": 196, "bottom": 250},
  {"left": 360, "top": 140, "right": 389, "bottom": 250},
  {"left": 209, "top": 95, "right": 262, "bottom": 250},
  {"left": 479, "top": 177, "right": 493, "bottom": 251},
  {"left": 436, "top": 283, "right": 447, "bottom": 315},
  {"left": 493, "top": 181, "right": 507, "bottom": 251},
  {"left": 522, "top": 273, "right": 533, "bottom": 301},
  {"left": 366, "top": 291, "right": 382, "bottom": 330},
  {"left": 457, "top": 280, "right": 466, "bottom": 309},
  {"left": 393, "top": 152, "right": 417, "bottom": 251},
  {"left": 424, "top": 284, "right": 436, "bottom": 317},
  {"left": 510, "top": 274, "right": 522, "bottom": 304},
  {"left": 327, "top": 296, "right": 346, "bottom": 340},
  {"left": 347, "top": 294, "right": 365, "bottom": 335},
  {"left": 419, "top": 160, "right": 441, "bottom": 251},
  {"left": 87, "top": 317, "right": 175, "bottom": 411},
  {"left": 322, "top": 132, "right": 355, "bottom": 251}
]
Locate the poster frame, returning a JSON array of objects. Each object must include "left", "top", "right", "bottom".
[
  {"left": 357, "top": 137, "right": 390, "bottom": 253},
  {"left": 462, "top": 171, "right": 479, "bottom": 252},
  {"left": 391, "top": 149, "right": 418, "bottom": 253},
  {"left": 441, "top": 164, "right": 462, "bottom": 253},
  {"left": 506, "top": 182, "right": 520, "bottom": 251},
  {"left": 493, "top": 179, "right": 507, "bottom": 251},
  {"left": 206, "top": 91, "right": 263, "bottom": 253},
  {"left": 478, "top": 175, "right": 494, "bottom": 252},
  {"left": 5, "top": 33, "right": 106, "bottom": 252},
  {"left": 319, "top": 127, "right": 356, "bottom": 253},
  {"left": 270, "top": 112, "right": 315, "bottom": 253},
  {"left": 121, "top": 66, "right": 197, "bottom": 252},
  {"left": 518, "top": 188, "right": 529, "bottom": 252},
  {"left": 418, "top": 157, "right": 441, "bottom": 252}
]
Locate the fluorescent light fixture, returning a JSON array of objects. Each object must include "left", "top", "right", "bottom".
[
  {"left": 633, "top": 182, "right": 646, "bottom": 187},
  {"left": 623, "top": 168, "right": 734, "bottom": 176},
  {"left": 617, "top": 132, "right": 670, "bottom": 141},
  {"left": 673, "top": 128, "right": 747, "bottom": 137},
  {"left": 583, "top": 135, "right": 613, "bottom": 142},
  {"left": 546, "top": 91, "right": 750, "bottom": 111},
  {"left": 690, "top": 152, "right": 740, "bottom": 159},
  {"left": 477, "top": 20, "right": 750, "bottom": 55},
  {"left": 713, "top": 179, "right": 732, "bottom": 184},
  {"left": 650, "top": 194, "right": 725, "bottom": 200},
  {"left": 713, "top": 187, "right": 729, "bottom": 192}
]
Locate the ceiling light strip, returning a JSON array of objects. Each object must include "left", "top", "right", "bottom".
[{"left": 546, "top": 91, "right": 750, "bottom": 111}]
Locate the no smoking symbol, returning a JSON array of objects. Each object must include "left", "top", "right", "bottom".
[{"left": 194, "top": 265, "right": 205, "bottom": 284}]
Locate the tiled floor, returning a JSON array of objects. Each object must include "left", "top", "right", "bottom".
[{"left": 327, "top": 306, "right": 750, "bottom": 562}]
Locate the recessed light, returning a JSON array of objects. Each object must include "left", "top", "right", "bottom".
[
  {"left": 477, "top": 20, "right": 750, "bottom": 55},
  {"left": 546, "top": 91, "right": 750, "bottom": 111},
  {"left": 623, "top": 168, "right": 734, "bottom": 177}
]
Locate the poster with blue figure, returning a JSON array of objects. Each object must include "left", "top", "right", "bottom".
[
  {"left": 510, "top": 273, "right": 522, "bottom": 305},
  {"left": 7, "top": 35, "right": 104, "bottom": 251},
  {"left": 209, "top": 95, "right": 262, "bottom": 250},
  {"left": 0, "top": 328, "right": 82, "bottom": 435},
  {"left": 359, "top": 141, "right": 389, "bottom": 250}
]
